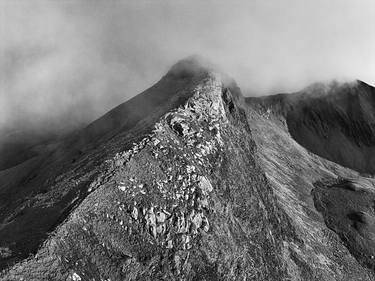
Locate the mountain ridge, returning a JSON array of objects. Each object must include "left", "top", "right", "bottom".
[
  {"left": 247, "top": 79, "right": 375, "bottom": 174},
  {"left": 0, "top": 57, "right": 217, "bottom": 273},
  {"left": 1, "top": 58, "right": 375, "bottom": 280}
]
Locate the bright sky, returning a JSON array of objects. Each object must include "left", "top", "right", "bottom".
[{"left": 1, "top": 0, "right": 374, "bottom": 131}]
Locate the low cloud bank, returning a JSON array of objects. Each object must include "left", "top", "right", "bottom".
[{"left": 1, "top": 0, "right": 374, "bottom": 136}]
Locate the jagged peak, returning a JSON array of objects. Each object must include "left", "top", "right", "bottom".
[
  {"left": 165, "top": 55, "right": 243, "bottom": 105},
  {"left": 166, "top": 55, "right": 217, "bottom": 80},
  {"left": 166, "top": 55, "right": 237, "bottom": 85}
]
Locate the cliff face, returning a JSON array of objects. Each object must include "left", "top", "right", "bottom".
[{"left": 2, "top": 58, "right": 375, "bottom": 280}]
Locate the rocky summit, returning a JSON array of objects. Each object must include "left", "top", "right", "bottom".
[{"left": 1, "top": 57, "right": 375, "bottom": 280}]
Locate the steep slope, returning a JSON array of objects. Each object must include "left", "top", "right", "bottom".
[
  {"left": 248, "top": 80, "right": 375, "bottom": 174},
  {"left": 2, "top": 59, "right": 375, "bottom": 280},
  {"left": 246, "top": 82, "right": 375, "bottom": 279},
  {"left": 0, "top": 57, "right": 211, "bottom": 272},
  {"left": 1, "top": 61, "right": 297, "bottom": 280}
]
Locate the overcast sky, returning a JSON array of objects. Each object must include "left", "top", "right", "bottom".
[{"left": 1, "top": 0, "right": 375, "bottom": 133}]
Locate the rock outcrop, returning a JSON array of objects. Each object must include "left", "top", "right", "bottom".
[{"left": 1, "top": 59, "right": 293, "bottom": 280}]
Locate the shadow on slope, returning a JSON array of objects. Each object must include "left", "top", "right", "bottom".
[
  {"left": 312, "top": 178, "right": 375, "bottom": 270},
  {"left": 0, "top": 128, "right": 58, "bottom": 171},
  {"left": 248, "top": 80, "right": 375, "bottom": 175}
]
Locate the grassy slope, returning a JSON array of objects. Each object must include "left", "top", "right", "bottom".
[{"left": 246, "top": 91, "right": 375, "bottom": 279}]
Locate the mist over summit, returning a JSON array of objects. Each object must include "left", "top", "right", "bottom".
[
  {"left": 1, "top": 0, "right": 375, "bottom": 279},
  {"left": 0, "top": 57, "right": 375, "bottom": 280},
  {"left": 2, "top": 0, "right": 375, "bottom": 146}
]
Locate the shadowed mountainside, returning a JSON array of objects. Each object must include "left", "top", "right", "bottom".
[
  {"left": 247, "top": 80, "right": 375, "bottom": 175},
  {"left": 246, "top": 81, "right": 375, "bottom": 279},
  {"left": 0, "top": 128, "right": 59, "bottom": 171}
]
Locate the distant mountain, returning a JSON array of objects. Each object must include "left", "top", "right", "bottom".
[
  {"left": 1, "top": 58, "right": 375, "bottom": 280},
  {"left": 0, "top": 127, "right": 55, "bottom": 171},
  {"left": 0, "top": 112, "right": 91, "bottom": 172}
]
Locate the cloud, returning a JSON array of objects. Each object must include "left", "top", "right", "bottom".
[{"left": 1, "top": 0, "right": 375, "bottom": 135}]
